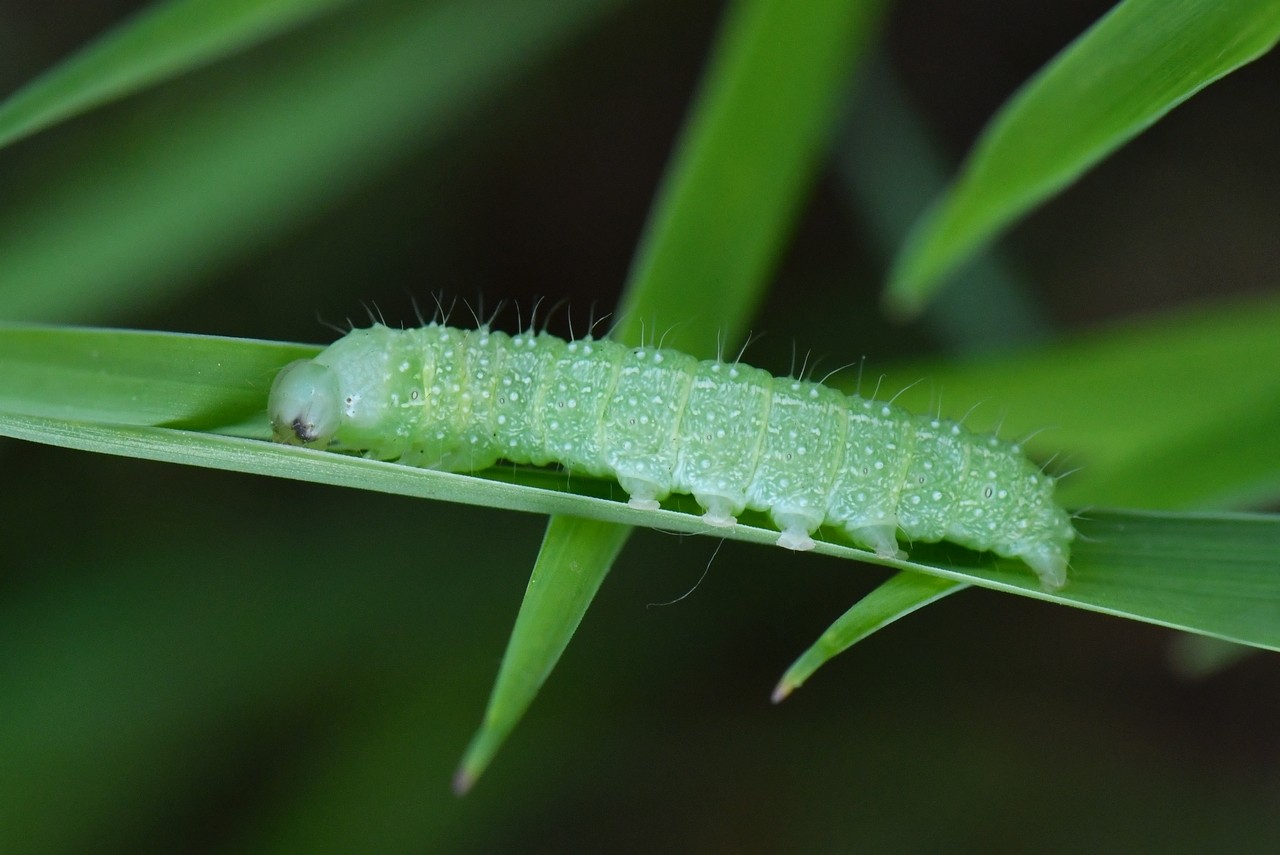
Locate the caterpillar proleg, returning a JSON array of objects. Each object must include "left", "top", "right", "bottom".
[{"left": 269, "top": 323, "right": 1075, "bottom": 589}]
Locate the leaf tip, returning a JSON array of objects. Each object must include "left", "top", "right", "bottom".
[
  {"left": 451, "top": 764, "right": 478, "bottom": 797},
  {"left": 881, "top": 286, "right": 923, "bottom": 323},
  {"left": 453, "top": 733, "right": 493, "bottom": 796},
  {"left": 770, "top": 676, "right": 798, "bottom": 704}
]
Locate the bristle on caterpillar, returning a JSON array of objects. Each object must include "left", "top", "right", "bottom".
[{"left": 269, "top": 323, "right": 1074, "bottom": 589}]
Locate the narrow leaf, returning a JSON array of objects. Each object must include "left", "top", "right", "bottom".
[
  {"left": 888, "top": 0, "right": 1280, "bottom": 313},
  {"left": 452, "top": 517, "right": 630, "bottom": 795},
  {"left": 614, "top": 0, "right": 883, "bottom": 353},
  {"left": 773, "top": 571, "right": 966, "bottom": 702},
  {"left": 1046, "top": 510, "right": 1279, "bottom": 651},
  {"left": 4, "top": 412, "right": 1278, "bottom": 653},
  {"left": 0, "top": 323, "right": 315, "bottom": 427},
  {"left": 0, "top": 0, "right": 353, "bottom": 150}
]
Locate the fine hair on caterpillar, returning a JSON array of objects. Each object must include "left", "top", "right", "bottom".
[{"left": 269, "top": 321, "right": 1075, "bottom": 589}]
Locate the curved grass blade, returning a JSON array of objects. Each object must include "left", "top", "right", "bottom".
[
  {"left": 2, "top": 412, "right": 1277, "bottom": 654},
  {"left": 6, "top": 302, "right": 1278, "bottom": 790},
  {"left": 772, "top": 571, "right": 967, "bottom": 702},
  {"left": 0, "top": 0, "right": 354, "bottom": 151},
  {"left": 887, "top": 0, "right": 1280, "bottom": 314},
  {"left": 452, "top": 517, "right": 630, "bottom": 795}
]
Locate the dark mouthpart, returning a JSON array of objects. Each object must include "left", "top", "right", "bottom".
[{"left": 292, "top": 417, "right": 317, "bottom": 443}]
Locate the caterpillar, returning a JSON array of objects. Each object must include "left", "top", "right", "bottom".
[{"left": 269, "top": 323, "right": 1075, "bottom": 589}]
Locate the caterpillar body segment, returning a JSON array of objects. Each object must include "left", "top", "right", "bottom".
[{"left": 269, "top": 323, "right": 1075, "bottom": 589}]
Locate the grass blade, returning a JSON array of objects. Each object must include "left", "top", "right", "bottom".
[
  {"left": 614, "top": 0, "right": 883, "bottom": 352},
  {"left": 0, "top": 323, "right": 314, "bottom": 427},
  {"left": 887, "top": 0, "right": 1280, "bottom": 314},
  {"left": 772, "top": 571, "right": 967, "bottom": 702},
  {"left": 1045, "top": 510, "right": 1279, "bottom": 650},
  {"left": 452, "top": 517, "right": 630, "bottom": 795},
  {"left": 0, "top": 0, "right": 352, "bottom": 150},
  {"left": 3, "top": 413, "right": 1276, "bottom": 652}
]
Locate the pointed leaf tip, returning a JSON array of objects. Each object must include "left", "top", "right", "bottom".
[
  {"left": 770, "top": 678, "right": 797, "bottom": 704},
  {"left": 881, "top": 286, "right": 924, "bottom": 323},
  {"left": 451, "top": 765, "right": 476, "bottom": 797},
  {"left": 774, "top": 572, "right": 966, "bottom": 696},
  {"left": 453, "top": 725, "right": 502, "bottom": 795},
  {"left": 457, "top": 516, "right": 628, "bottom": 790}
]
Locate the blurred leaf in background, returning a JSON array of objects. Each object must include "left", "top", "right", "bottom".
[{"left": 0, "top": 0, "right": 631, "bottom": 324}]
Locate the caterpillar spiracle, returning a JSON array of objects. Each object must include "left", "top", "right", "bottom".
[{"left": 269, "top": 323, "right": 1075, "bottom": 589}]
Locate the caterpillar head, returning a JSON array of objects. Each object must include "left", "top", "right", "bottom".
[{"left": 269, "top": 359, "right": 341, "bottom": 446}]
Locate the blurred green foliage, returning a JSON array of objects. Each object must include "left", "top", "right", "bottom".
[{"left": 0, "top": 0, "right": 1278, "bottom": 852}]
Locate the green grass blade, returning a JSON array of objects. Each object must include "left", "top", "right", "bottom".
[
  {"left": 452, "top": 517, "right": 630, "bottom": 795},
  {"left": 3, "top": 414, "right": 1277, "bottom": 652},
  {"left": 1049, "top": 510, "right": 1279, "bottom": 650},
  {"left": 772, "top": 571, "right": 967, "bottom": 702},
  {"left": 0, "top": 0, "right": 626, "bottom": 323},
  {"left": 0, "top": 414, "right": 627, "bottom": 517},
  {"left": 0, "top": 323, "right": 315, "bottom": 427},
  {"left": 613, "top": 0, "right": 883, "bottom": 353},
  {"left": 0, "top": 0, "right": 352, "bottom": 150},
  {"left": 472, "top": 0, "right": 885, "bottom": 792},
  {"left": 9, "top": 290, "right": 1276, "bottom": 517},
  {"left": 887, "top": 0, "right": 1280, "bottom": 314}
]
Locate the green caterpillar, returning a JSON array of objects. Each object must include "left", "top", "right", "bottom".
[{"left": 269, "top": 323, "right": 1075, "bottom": 589}]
